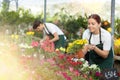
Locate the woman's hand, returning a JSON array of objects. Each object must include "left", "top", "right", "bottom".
[
  {"left": 87, "top": 44, "right": 96, "bottom": 51},
  {"left": 82, "top": 44, "right": 96, "bottom": 55},
  {"left": 83, "top": 44, "right": 109, "bottom": 58}
]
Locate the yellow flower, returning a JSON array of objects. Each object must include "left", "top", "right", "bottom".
[
  {"left": 26, "top": 31, "right": 34, "bottom": 35},
  {"left": 114, "top": 39, "right": 120, "bottom": 47},
  {"left": 15, "top": 35, "right": 19, "bottom": 39},
  {"left": 114, "top": 38, "right": 120, "bottom": 55},
  {"left": 68, "top": 43, "right": 73, "bottom": 47},
  {"left": 55, "top": 48, "right": 59, "bottom": 52},
  {"left": 107, "top": 27, "right": 112, "bottom": 32},
  {"left": 66, "top": 39, "right": 87, "bottom": 54},
  {"left": 11, "top": 34, "right": 14, "bottom": 38},
  {"left": 11, "top": 34, "right": 19, "bottom": 39},
  {"left": 59, "top": 47, "right": 66, "bottom": 52}
]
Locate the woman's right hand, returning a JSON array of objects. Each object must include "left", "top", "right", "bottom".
[
  {"left": 87, "top": 44, "right": 96, "bottom": 50},
  {"left": 82, "top": 44, "right": 96, "bottom": 54}
]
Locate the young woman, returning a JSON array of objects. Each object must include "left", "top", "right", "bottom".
[
  {"left": 82, "top": 14, "right": 114, "bottom": 70},
  {"left": 33, "top": 20, "right": 66, "bottom": 49}
]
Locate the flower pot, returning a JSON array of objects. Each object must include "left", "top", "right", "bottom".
[
  {"left": 67, "top": 54, "right": 75, "bottom": 59},
  {"left": 75, "top": 50, "right": 84, "bottom": 58}
]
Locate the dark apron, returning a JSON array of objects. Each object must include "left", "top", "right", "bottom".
[
  {"left": 87, "top": 30, "right": 114, "bottom": 70},
  {"left": 54, "top": 35, "right": 66, "bottom": 49}
]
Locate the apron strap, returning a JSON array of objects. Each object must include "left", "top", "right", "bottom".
[
  {"left": 99, "top": 28, "right": 102, "bottom": 44},
  {"left": 89, "top": 32, "right": 92, "bottom": 44},
  {"left": 44, "top": 23, "right": 53, "bottom": 35}
]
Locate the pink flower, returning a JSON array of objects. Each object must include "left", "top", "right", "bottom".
[
  {"left": 62, "top": 72, "right": 67, "bottom": 78},
  {"left": 31, "top": 41, "right": 39, "bottom": 47},
  {"left": 39, "top": 59, "right": 45, "bottom": 65},
  {"left": 56, "top": 71, "right": 62, "bottom": 76},
  {"left": 69, "top": 66, "right": 74, "bottom": 72},
  {"left": 61, "top": 72, "right": 72, "bottom": 80},
  {"left": 40, "top": 39, "right": 55, "bottom": 52},
  {"left": 73, "top": 70, "right": 80, "bottom": 76},
  {"left": 66, "top": 76, "right": 72, "bottom": 80},
  {"left": 46, "top": 58, "right": 55, "bottom": 65}
]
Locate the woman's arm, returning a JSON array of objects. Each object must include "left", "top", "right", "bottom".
[
  {"left": 49, "top": 32, "right": 59, "bottom": 42},
  {"left": 82, "top": 44, "right": 109, "bottom": 58},
  {"left": 87, "top": 44, "right": 109, "bottom": 58},
  {"left": 92, "top": 45, "right": 109, "bottom": 58},
  {"left": 82, "top": 45, "right": 89, "bottom": 55}
]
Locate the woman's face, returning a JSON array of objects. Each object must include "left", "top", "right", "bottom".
[{"left": 88, "top": 18, "right": 100, "bottom": 34}]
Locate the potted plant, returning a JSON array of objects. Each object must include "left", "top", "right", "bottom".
[
  {"left": 114, "top": 38, "right": 120, "bottom": 56},
  {"left": 66, "top": 39, "right": 87, "bottom": 58}
]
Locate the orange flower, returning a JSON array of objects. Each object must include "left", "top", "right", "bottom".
[{"left": 103, "top": 21, "right": 109, "bottom": 26}]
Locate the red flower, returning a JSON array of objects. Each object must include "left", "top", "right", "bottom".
[
  {"left": 61, "top": 72, "right": 72, "bottom": 80},
  {"left": 117, "top": 72, "right": 120, "bottom": 77},
  {"left": 78, "top": 61, "right": 82, "bottom": 65},
  {"left": 89, "top": 76, "right": 93, "bottom": 80},
  {"left": 59, "top": 64, "right": 65, "bottom": 69},
  {"left": 58, "top": 54, "right": 65, "bottom": 59}
]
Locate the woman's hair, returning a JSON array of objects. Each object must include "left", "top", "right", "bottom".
[
  {"left": 33, "top": 20, "right": 42, "bottom": 29},
  {"left": 88, "top": 14, "right": 101, "bottom": 24}
]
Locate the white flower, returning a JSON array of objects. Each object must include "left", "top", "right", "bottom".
[
  {"left": 89, "top": 64, "right": 97, "bottom": 69},
  {"left": 19, "top": 43, "right": 33, "bottom": 48},
  {"left": 89, "top": 64, "right": 100, "bottom": 72},
  {"left": 72, "top": 58, "right": 79, "bottom": 62},
  {"left": 79, "top": 58, "right": 85, "bottom": 61},
  {"left": 83, "top": 61, "right": 89, "bottom": 68}
]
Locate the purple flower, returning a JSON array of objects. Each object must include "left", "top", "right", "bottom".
[{"left": 95, "top": 72, "right": 101, "bottom": 77}]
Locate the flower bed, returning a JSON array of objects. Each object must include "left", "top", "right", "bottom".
[{"left": 1, "top": 31, "right": 120, "bottom": 80}]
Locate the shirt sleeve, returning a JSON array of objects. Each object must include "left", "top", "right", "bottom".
[
  {"left": 82, "top": 29, "right": 89, "bottom": 45},
  {"left": 46, "top": 23, "right": 57, "bottom": 34},
  {"left": 103, "top": 32, "right": 112, "bottom": 50},
  {"left": 82, "top": 29, "right": 91, "bottom": 41}
]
